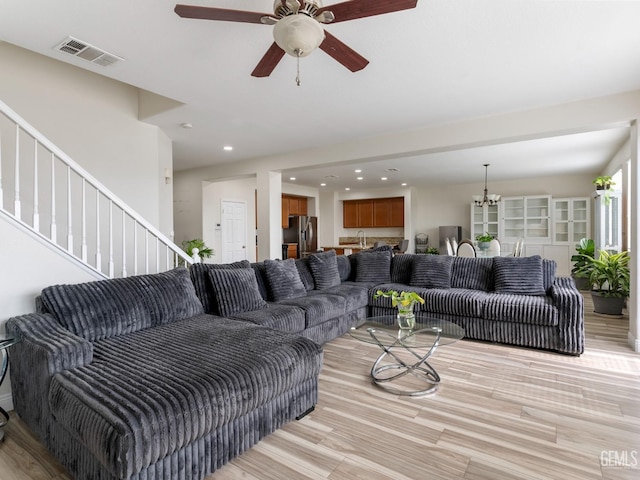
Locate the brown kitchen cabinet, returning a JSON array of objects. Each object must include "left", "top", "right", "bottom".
[
  {"left": 282, "top": 194, "right": 308, "bottom": 227},
  {"left": 343, "top": 197, "right": 404, "bottom": 228}
]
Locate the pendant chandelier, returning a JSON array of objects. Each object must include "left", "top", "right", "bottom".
[{"left": 473, "top": 164, "right": 501, "bottom": 206}]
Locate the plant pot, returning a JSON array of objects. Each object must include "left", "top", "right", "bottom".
[
  {"left": 571, "top": 275, "right": 590, "bottom": 291},
  {"left": 478, "top": 242, "right": 491, "bottom": 252},
  {"left": 591, "top": 291, "right": 626, "bottom": 316}
]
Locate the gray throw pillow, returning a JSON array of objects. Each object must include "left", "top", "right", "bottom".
[
  {"left": 493, "top": 255, "right": 546, "bottom": 295},
  {"left": 264, "top": 258, "right": 307, "bottom": 301},
  {"left": 190, "top": 260, "right": 252, "bottom": 314},
  {"left": 308, "top": 250, "right": 341, "bottom": 290},
  {"left": 355, "top": 251, "right": 391, "bottom": 283},
  {"left": 451, "top": 257, "right": 494, "bottom": 291},
  {"left": 409, "top": 255, "right": 453, "bottom": 289},
  {"left": 207, "top": 268, "right": 267, "bottom": 317}
]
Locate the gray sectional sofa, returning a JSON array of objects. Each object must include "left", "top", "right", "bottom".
[{"left": 5, "top": 246, "right": 584, "bottom": 480}]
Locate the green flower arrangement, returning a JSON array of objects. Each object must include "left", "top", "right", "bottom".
[{"left": 373, "top": 290, "right": 425, "bottom": 311}]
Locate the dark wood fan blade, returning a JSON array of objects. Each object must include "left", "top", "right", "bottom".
[
  {"left": 317, "top": 0, "right": 418, "bottom": 24},
  {"left": 251, "top": 43, "right": 286, "bottom": 77},
  {"left": 174, "top": 4, "right": 269, "bottom": 24},
  {"left": 319, "top": 31, "right": 369, "bottom": 72}
]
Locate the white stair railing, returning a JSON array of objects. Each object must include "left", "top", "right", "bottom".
[{"left": 0, "top": 99, "right": 193, "bottom": 278}]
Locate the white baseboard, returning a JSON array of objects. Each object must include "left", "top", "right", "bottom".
[
  {"left": 628, "top": 331, "right": 640, "bottom": 353},
  {"left": 0, "top": 392, "right": 14, "bottom": 413}
]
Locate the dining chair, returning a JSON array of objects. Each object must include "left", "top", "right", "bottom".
[
  {"left": 445, "top": 237, "right": 454, "bottom": 256},
  {"left": 457, "top": 241, "right": 476, "bottom": 257},
  {"left": 393, "top": 239, "right": 409, "bottom": 255},
  {"left": 487, "top": 238, "right": 501, "bottom": 257},
  {"left": 450, "top": 237, "right": 459, "bottom": 256}
]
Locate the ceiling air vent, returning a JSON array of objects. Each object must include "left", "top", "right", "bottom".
[{"left": 54, "top": 36, "right": 124, "bottom": 67}]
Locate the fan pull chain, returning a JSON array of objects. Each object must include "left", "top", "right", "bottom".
[{"left": 295, "top": 49, "right": 302, "bottom": 86}]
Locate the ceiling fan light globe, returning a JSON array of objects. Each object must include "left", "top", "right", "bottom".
[{"left": 273, "top": 14, "right": 325, "bottom": 57}]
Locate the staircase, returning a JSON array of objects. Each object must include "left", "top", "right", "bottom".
[{"left": 0, "top": 99, "right": 192, "bottom": 279}]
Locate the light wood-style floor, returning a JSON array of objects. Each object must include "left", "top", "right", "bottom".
[{"left": 1, "top": 295, "right": 638, "bottom": 480}]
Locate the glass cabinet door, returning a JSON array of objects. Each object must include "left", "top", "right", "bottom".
[
  {"left": 525, "top": 196, "right": 550, "bottom": 239},
  {"left": 502, "top": 196, "right": 551, "bottom": 242},
  {"left": 553, "top": 199, "right": 570, "bottom": 243},
  {"left": 471, "top": 204, "right": 500, "bottom": 240},
  {"left": 502, "top": 197, "right": 525, "bottom": 240},
  {"left": 571, "top": 198, "right": 589, "bottom": 242},
  {"left": 553, "top": 197, "right": 590, "bottom": 244}
]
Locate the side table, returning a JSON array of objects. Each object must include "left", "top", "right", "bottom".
[{"left": 0, "top": 336, "right": 20, "bottom": 442}]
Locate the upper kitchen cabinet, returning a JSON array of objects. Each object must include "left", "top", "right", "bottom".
[
  {"left": 282, "top": 194, "right": 308, "bottom": 227},
  {"left": 343, "top": 197, "right": 404, "bottom": 228}
]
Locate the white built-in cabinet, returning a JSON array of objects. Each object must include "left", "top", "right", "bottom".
[
  {"left": 552, "top": 198, "right": 590, "bottom": 244},
  {"left": 500, "top": 195, "right": 551, "bottom": 244},
  {"left": 468, "top": 195, "right": 590, "bottom": 276},
  {"left": 470, "top": 203, "right": 499, "bottom": 240}
]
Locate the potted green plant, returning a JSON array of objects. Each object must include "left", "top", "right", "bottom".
[
  {"left": 426, "top": 247, "right": 440, "bottom": 255},
  {"left": 570, "top": 238, "right": 595, "bottom": 290},
  {"left": 475, "top": 232, "right": 494, "bottom": 252},
  {"left": 181, "top": 238, "right": 214, "bottom": 264},
  {"left": 593, "top": 175, "right": 616, "bottom": 206},
  {"left": 576, "top": 249, "right": 630, "bottom": 316},
  {"left": 373, "top": 290, "right": 425, "bottom": 330}
]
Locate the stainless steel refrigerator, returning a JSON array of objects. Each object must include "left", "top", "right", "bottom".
[{"left": 283, "top": 215, "right": 318, "bottom": 258}]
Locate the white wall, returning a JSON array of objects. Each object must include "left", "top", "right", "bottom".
[{"left": 0, "top": 42, "right": 172, "bottom": 235}]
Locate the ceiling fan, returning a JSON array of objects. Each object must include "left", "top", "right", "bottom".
[{"left": 174, "top": 0, "right": 418, "bottom": 80}]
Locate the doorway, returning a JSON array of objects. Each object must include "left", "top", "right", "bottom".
[{"left": 221, "top": 200, "right": 247, "bottom": 263}]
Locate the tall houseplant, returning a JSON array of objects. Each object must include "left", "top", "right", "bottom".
[
  {"left": 577, "top": 249, "right": 630, "bottom": 316},
  {"left": 570, "top": 238, "right": 595, "bottom": 290}
]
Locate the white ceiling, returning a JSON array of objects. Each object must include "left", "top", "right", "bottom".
[{"left": 1, "top": 0, "right": 638, "bottom": 189}]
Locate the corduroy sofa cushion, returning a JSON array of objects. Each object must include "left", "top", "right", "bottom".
[
  {"left": 308, "top": 250, "right": 341, "bottom": 289},
  {"left": 451, "top": 257, "right": 494, "bottom": 291},
  {"left": 494, "top": 255, "right": 546, "bottom": 295},
  {"left": 47, "top": 315, "right": 323, "bottom": 479},
  {"left": 40, "top": 267, "right": 204, "bottom": 341},
  {"left": 190, "top": 261, "right": 251, "bottom": 314},
  {"left": 354, "top": 251, "right": 391, "bottom": 283},
  {"left": 264, "top": 259, "right": 307, "bottom": 301},
  {"left": 409, "top": 255, "right": 453, "bottom": 289},
  {"left": 207, "top": 268, "right": 267, "bottom": 316},
  {"left": 484, "top": 293, "right": 559, "bottom": 326}
]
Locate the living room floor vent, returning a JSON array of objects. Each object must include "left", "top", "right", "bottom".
[{"left": 54, "top": 37, "right": 124, "bottom": 67}]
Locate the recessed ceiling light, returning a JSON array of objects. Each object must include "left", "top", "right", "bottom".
[
  {"left": 223, "top": 145, "right": 233, "bottom": 151},
  {"left": 181, "top": 123, "right": 193, "bottom": 129},
  {"left": 357, "top": 176, "right": 363, "bottom": 180},
  {"left": 320, "top": 183, "right": 326, "bottom": 187},
  {"left": 345, "top": 187, "right": 350, "bottom": 191},
  {"left": 289, "top": 177, "right": 296, "bottom": 181},
  {"left": 354, "top": 169, "right": 362, "bottom": 173},
  {"left": 381, "top": 177, "right": 388, "bottom": 181},
  {"left": 401, "top": 183, "right": 408, "bottom": 186}
]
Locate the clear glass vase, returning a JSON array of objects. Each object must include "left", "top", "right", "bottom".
[{"left": 397, "top": 302, "right": 416, "bottom": 330}]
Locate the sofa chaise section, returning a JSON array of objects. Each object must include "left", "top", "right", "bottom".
[{"left": 7, "top": 267, "right": 322, "bottom": 480}]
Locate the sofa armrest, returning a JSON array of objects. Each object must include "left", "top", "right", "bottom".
[
  {"left": 6, "top": 313, "right": 93, "bottom": 440},
  {"left": 550, "top": 277, "right": 584, "bottom": 355}
]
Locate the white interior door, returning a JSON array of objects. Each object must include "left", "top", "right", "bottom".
[{"left": 221, "top": 200, "right": 246, "bottom": 263}]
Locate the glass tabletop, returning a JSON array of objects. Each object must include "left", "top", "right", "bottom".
[{"left": 350, "top": 316, "right": 465, "bottom": 348}]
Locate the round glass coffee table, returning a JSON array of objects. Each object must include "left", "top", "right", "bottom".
[{"left": 349, "top": 316, "right": 464, "bottom": 397}]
